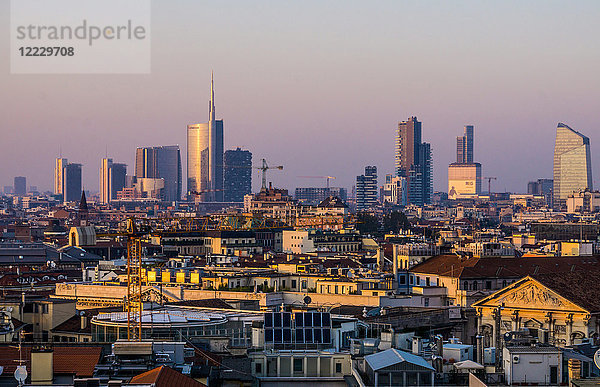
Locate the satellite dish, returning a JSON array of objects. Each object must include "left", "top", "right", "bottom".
[
  {"left": 594, "top": 348, "right": 600, "bottom": 370},
  {"left": 14, "top": 365, "right": 27, "bottom": 383},
  {"left": 303, "top": 296, "right": 312, "bottom": 305}
]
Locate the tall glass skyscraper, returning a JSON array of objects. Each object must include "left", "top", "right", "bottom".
[
  {"left": 100, "top": 158, "right": 127, "bottom": 204},
  {"left": 187, "top": 74, "right": 224, "bottom": 202},
  {"left": 396, "top": 117, "right": 432, "bottom": 205},
  {"left": 456, "top": 125, "right": 474, "bottom": 164},
  {"left": 135, "top": 146, "right": 182, "bottom": 202},
  {"left": 54, "top": 158, "right": 68, "bottom": 196},
  {"left": 224, "top": 148, "right": 252, "bottom": 202},
  {"left": 553, "top": 123, "right": 593, "bottom": 209},
  {"left": 63, "top": 163, "right": 82, "bottom": 203}
]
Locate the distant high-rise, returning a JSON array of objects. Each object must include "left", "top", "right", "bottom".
[
  {"left": 553, "top": 123, "right": 593, "bottom": 209},
  {"left": 135, "top": 146, "right": 182, "bottom": 202},
  {"left": 187, "top": 73, "right": 224, "bottom": 202},
  {"left": 63, "top": 163, "right": 82, "bottom": 203},
  {"left": 13, "top": 176, "right": 26, "bottom": 196},
  {"left": 356, "top": 166, "right": 378, "bottom": 211},
  {"left": 396, "top": 117, "right": 432, "bottom": 205},
  {"left": 100, "top": 158, "right": 127, "bottom": 204},
  {"left": 54, "top": 158, "right": 68, "bottom": 195},
  {"left": 224, "top": 148, "right": 252, "bottom": 202},
  {"left": 456, "top": 125, "right": 474, "bottom": 163},
  {"left": 295, "top": 187, "right": 348, "bottom": 205}
]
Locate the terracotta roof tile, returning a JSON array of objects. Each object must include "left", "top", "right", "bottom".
[{"left": 129, "top": 365, "right": 207, "bottom": 387}]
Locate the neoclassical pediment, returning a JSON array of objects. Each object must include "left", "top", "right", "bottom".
[{"left": 473, "top": 277, "right": 588, "bottom": 313}]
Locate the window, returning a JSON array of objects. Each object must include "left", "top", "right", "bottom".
[
  {"left": 485, "top": 281, "right": 492, "bottom": 290},
  {"left": 255, "top": 363, "right": 262, "bottom": 374},
  {"left": 417, "top": 277, "right": 420, "bottom": 285},
  {"left": 335, "top": 362, "right": 342, "bottom": 373},
  {"left": 424, "top": 298, "right": 429, "bottom": 307},
  {"left": 473, "top": 281, "right": 478, "bottom": 290},
  {"left": 293, "top": 358, "right": 303, "bottom": 372},
  {"left": 292, "top": 280, "right": 297, "bottom": 288},
  {"left": 463, "top": 282, "right": 469, "bottom": 290},
  {"left": 409, "top": 276, "right": 414, "bottom": 284},
  {"left": 426, "top": 277, "right": 430, "bottom": 286},
  {"left": 400, "top": 276, "right": 406, "bottom": 285}
]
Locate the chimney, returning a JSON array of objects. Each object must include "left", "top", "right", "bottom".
[
  {"left": 80, "top": 312, "right": 87, "bottom": 330},
  {"left": 31, "top": 347, "right": 53, "bottom": 384}
]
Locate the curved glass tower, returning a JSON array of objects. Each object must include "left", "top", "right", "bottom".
[
  {"left": 553, "top": 123, "right": 592, "bottom": 209},
  {"left": 187, "top": 74, "right": 224, "bottom": 202}
]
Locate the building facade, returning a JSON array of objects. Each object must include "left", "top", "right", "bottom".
[
  {"left": 135, "top": 145, "right": 182, "bottom": 202},
  {"left": 54, "top": 158, "right": 68, "bottom": 196},
  {"left": 63, "top": 164, "right": 82, "bottom": 203},
  {"left": 448, "top": 163, "right": 482, "bottom": 199},
  {"left": 224, "top": 147, "right": 252, "bottom": 202},
  {"left": 187, "top": 74, "right": 224, "bottom": 202},
  {"left": 456, "top": 125, "right": 474, "bottom": 164},
  {"left": 295, "top": 187, "right": 348, "bottom": 205},
  {"left": 356, "top": 166, "right": 377, "bottom": 211},
  {"left": 100, "top": 158, "right": 127, "bottom": 204},
  {"left": 396, "top": 117, "right": 432, "bottom": 205},
  {"left": 553, "top": 123, "right": 593, "bottom": 209},
  {"left": 13, "top": 176, "right": 26, "bottom": 196}
]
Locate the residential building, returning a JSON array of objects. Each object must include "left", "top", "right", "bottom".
[
  {"left": 187, "top": 74, "right": 224, "bottom": 202},
  {"left": 295, "top": 187, "right": 347, "bottom": 205},
  {"left": 356, "top": 166, "right": 377, "bottom": 211},
  {"left": 135, "top": 145, "right": 182, "bottom": 202},
  {"left": 224, "top": 147, "right": 252, "bottom": 202},
  {"left": 382, "top": 174, "right": 407, "bottom": 206},
  {"left": 553, "top": 123, "right": 593, "bottom": 209},
  {"left": 566, "top": 189, "right": 600, "bottom": 213}
]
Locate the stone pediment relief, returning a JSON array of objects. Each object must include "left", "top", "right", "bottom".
[
  {"left": 500, "top": 283, "right": 563, "bottom": 308},
  {"left": 476, "top": 279, "right": 587, "bottom": 313}
]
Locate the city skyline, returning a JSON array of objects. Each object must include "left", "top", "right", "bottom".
[{"left": 2, "top": 1, "right": 600, "bottom": 193}]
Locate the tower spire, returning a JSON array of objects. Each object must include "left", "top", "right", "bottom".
[{"left": 209, "top": 71, "right": 215, "bottom": 121}]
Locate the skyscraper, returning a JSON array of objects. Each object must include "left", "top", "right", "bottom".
[
  {"left": 553, "top": 123, "right": 593, "bottom": 209},
  {"left": 224, "top": 148, "right": 252, "bottom": 202},
  {"left": 448, "top": 125, "right": 481, "bottom": 199},
  {"left": 63, "top": 163, "right": 82, "bottom": 203},
  {"left": 356, "top": 166, "right": 378, "bottom": 211},
  {"left": 456, "top": 125, "right": 474, "bottom": 164},
  {"left": 100, "top": 158, "right": 127, "bottom": 204},
  {"left": 13, "top": 177, "right": 26, "bottom": 196},
  {"left": 135, "top": 146, "right": 182, "bottom": 202},
  {"left": 187, "top": 73, "right": 224, "bottom": 202},
  {"left": 54, "top": 158, "right": 68, "bottom": 195},
  {"left": 396, "top": 117, "right": 433, "bottom": 205}
]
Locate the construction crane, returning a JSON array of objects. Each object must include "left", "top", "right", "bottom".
[
  {"left": 96, "top": 218, "right": 151, "bottom": 341},
  {"left": 297, "top": 176, "right": 336, "bottom": 189},
  {"left": 257, "top": 158, "right": 283, "bottom": 189},
  {"left": 484, "top": 177, "right": 497, "bottom": 195}
]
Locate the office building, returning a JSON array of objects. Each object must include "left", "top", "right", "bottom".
[
  {"left": 187, "top": 74, "right": 224, "bottom": 202},
  {"left": 553, "top": 123, "right": 593, "bottom": 209},
  {"left": 54, "top": 158, "right": 68, "bottom": 195},
  {"left": 13, "top": 177, "right": 26, "bottom": 196},
  {"left": 134, "top": 146, "right": 182, "bottom": 202},
  {"left": 100, "top": 158, "right": 127, "bottom": 204},
  {"left": 295, "top": 187, "right": 348, "bottom": 205},
  {"left": 456, "top": 125, "right": 474, "bottom": 164},
  {"left": 356, "top": 166, "right": 377, "bottom": 211},
  {"left": 224, "top": 148, "right": 252, "bottom": 202},
  {"left": 63, "top": 163, "right": 82, "bottom": 203},
  {"left": 448, "top": 163, "right": 482, "bottom": 199},
  {"left": 396, "top": 117, "right": 433, "bottom": 205},
  {"left": 448, "top": 125, "right": 481, "bottom": 200}
]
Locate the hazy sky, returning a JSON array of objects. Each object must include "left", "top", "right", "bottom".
[{"left": 2, "top": 0, "right": 600, "bottom": 194}]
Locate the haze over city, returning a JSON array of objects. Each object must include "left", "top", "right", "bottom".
[{"left": 1, "top": 0, "right": 600, "bottom": 193}]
